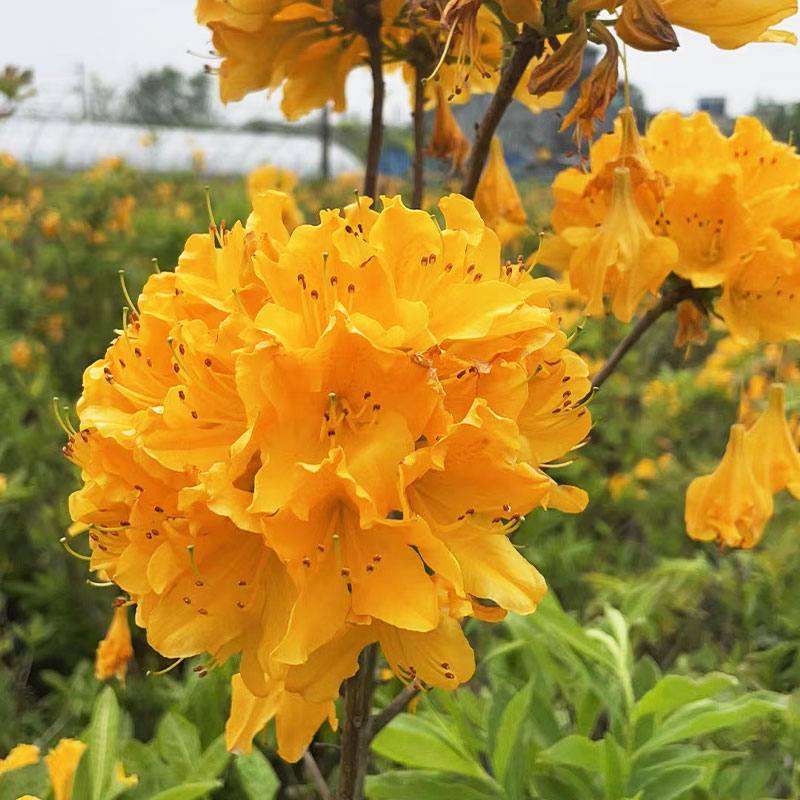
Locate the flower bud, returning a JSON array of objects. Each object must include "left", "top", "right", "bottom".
[{"left": 617, "top": 0, "right": 679, "bottom": 51}]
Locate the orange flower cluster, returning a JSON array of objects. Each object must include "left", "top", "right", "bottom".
[
  {"left": 686, "top": 384, "right": 800, "bottom": 549},
  {"left": 544, "top": 110, "right": 800, "bottom": 339},
  {"left": 65, "top": 191, "right": 591, "bottom": 761}
]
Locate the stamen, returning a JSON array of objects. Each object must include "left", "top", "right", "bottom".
[
  {"left": 147, "top": 657, "right": 185, "bottom": 677},
  {"left": 60, "top": 537, "right": 91, "bottom": 561},
  {"left": 118, "top": 270, "right": 139, "bottom": 315},
  {"left": 204, "top": 186, "right": 223, "bottom": 247}
]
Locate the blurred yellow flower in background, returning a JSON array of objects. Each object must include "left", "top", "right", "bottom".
[
  {"left": 44, "top": 739, "right": 86, "bottom": 800},
  {"left": 0, "top": 743, "right": 40, "bottom": 775},
  {"left": 95, "top": 603, "right": 134, "bottom": 683},
  {"left": 474, "top": 137, "right": 528, "bottom": 245},
  {"left": 10, "top": 339, "right": 32, "bottom": 369},
  {"left": 40, "top": 209, "right": 61, "bottom": 239}
]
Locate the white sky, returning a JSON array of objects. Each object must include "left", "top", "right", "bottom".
[{"left": 2, "top": 0, "right": 800, "bottom": 127}]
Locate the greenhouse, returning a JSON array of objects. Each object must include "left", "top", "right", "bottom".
[{"left": 0, "top": 116, "right": 362, "bottom": 176}]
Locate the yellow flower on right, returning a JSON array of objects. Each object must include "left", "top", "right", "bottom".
[
  {"left": 544, "top": 110, "right": 800, "bottom": 341},
  {"left": 686, "top": 384, "right": 800, "bottom": 549}
]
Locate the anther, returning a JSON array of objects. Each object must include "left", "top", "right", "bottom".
[
  {"left": 183, "top": 597, "right": 191, "bottom": 604},
  {"left": 366, "top": 563, "right": 375, "bottom": 573},
  {"left": 340, "top": 567, "right": 351, "bottom": 577},
  {"left": 236, "top": 601, "right": 245, "bottom": 608},
  {"left": 373, "top": 554, "right": 382, "bottom": 562},
  {"left": 197, "top": 608, "right": 208, "bottom": 615},
  {"left": 195, "top": 580, "right": 204, "bottom": 587},
  {"left": 297, "top": 273, "right": 306, "bottom": 289},
  {"left": 154, "top": 506, "right": 164, "bottom": 513},
  {"left": 191, "top": 410, "right": 198, "bottom": 419},
  {"left": 204, "top": 357, "right": 212, "bottom": 367},
  {"left": 347, "top": 284, "right": 355, "bottom": 294},
  {"left": 440, "top": 662, "right": 450, "bottom": 669},
  {"left": 302, "top": 557, "right": 311, "bottom": 567},
  {"left": 238, "top": 580, "right": 247, "bottom": 586},
  {"left": 317, "top": 544, "right": 325, "bottom": 553},
  {"left": 310, "top": 289, "right": 319, "bottom": 300},
  {"left": 178, "top": 390, "right": 186, "bottom": 400},
  {"left": 444, "top": 671, "right": 455, "bottom": 679},
  {"left": 363, "top": 391, "right": 372, "bottom": 399}
]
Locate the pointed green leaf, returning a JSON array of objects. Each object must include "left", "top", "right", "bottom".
[
  {"left": 634, "top": 673, "right": 738, "bottom": 719},
  {"left": 156, "top": 712, "right": 202, "bottom": 780},
  {"left": 366, "top": 770, "right": 501, "bottom": 800},
  {"left": 234, "top": 748, "right": 280, "bottom": 800},
  {"left": 639, "top": 695, "right": 787, "bottom": 752},
  {"left": 88, "top": 686, "right": 120, "bottom": 800},
  {"left": 492, "top": 681, "right": 534, "bottom": 782},
  {"left": 189, "top": 734, "right": 230, "bottom": 782},
  {"left": 146, "top": 780, "right": 223, "bottom": 800},
  {"left": 603, "top": 734, "right": 627, "bottom": 800},
  {"left": 540, "top": 735, "right": 604, "bottom": 773},
  {"left": 372, "top": 714, "right": 491, "bottom": 781}
]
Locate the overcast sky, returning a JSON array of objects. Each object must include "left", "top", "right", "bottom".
[{"left": 2, "top": 0, "right": 799, "bottom": 127}]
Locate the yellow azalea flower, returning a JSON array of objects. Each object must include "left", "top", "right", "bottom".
[
  {"left": 496, "top": 0, "right": 543, "bottom": 25},
  {"left": 246, "top": 165, "right": 303, "bottom": 230},
  {"left": 16, "top": 796, "right": 44, "bottom": 800},
  {"left": 685, "top": 424, "right": 773, "bottom": 549},
  {"left": 716, "top": 232, "right": 800, "bottom": 343},
  {"left": 633, "top": 457, "right": 658, "bottom": 480},
  {"left": 0, "top": 744, "right": 40, "bottom": 774},
  {"left": 551, "top": 109, "right": 800, "bottom": 342},
  {"left": 559, "top": 167, "right": 678, "bottom": 321},
  {"left": 474, "top": 137, "right": 527, "bottom": 244},
  {"left": 65, "top": 191, "right": 589, "bottom": 759},
  {"left": 10, "top": 339, "right": 32, "bottom": 369},
  {"left": 608, "top": 473, "right": 632, "bottom": 498},
  {"left": 95, "top": 604, "right": 134, "bottom": 683},
  {"left": 659, "top": 0, "right": 798, "bottom": 49},
  {"left": 426, "top": 86, "right": 470, "bottom": 175},
  {"left": 744, "top": 383, "right": 800, "bottom": 497},
  {"left": 44, "top": 739, "right": 87, "bottom": 800},
  {"left": 40, "top": 209, "right": 61, "bottom": 239},
  {"left": 674, "top": 299, "right": 708, "bottom": 347},
  {"left": 192, "top": 150, "right": 206, "bottom": 172}
]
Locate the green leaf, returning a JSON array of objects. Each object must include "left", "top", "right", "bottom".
[
  {"left": 638, "top": 694, "right": 788, "bottom": 752},
  {"left": 634, "top": 673, "right": 739, "bottom": 719},
  {"left": 540, "top": 735, "right": 604, "bottom": 773},
  {"left": 88, "top": 685, "right": 121, "bottom": 800},
  {"left": 630, "top": 767, "right": 703, "bottom": 800},
  {"left": 146, "top": 781, "right": 223, "bottom": 800},
  {"left": 366, "top": 770, "right": 502, "bottom": 800},
  {"left": 234, "top": 748, "right": 280, "bottom": 800},
  {"left": 603, "top": 734, "right": 627, "bottom": 800},
  {"left": 189, "top": 734, "right": 230, "bottom": 782},
  {"left": 372, "top": 714, "right": 490, "bottom": 781},
  {"left": 492, "top": 681, "right": 534, "bottom": 783},
  {"left": 156, "top": 712, "right": 202, "bottom": 780}
]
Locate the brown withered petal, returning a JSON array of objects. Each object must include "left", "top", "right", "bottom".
[
  {"left": 528, "top": 20, "right": 589, "bottom": 96},
  {"left": 617, "top": 0, "right": 680, "bottom": 51},
  {"left": 559, "top": 23, "right": 620, "bottom": 146}
]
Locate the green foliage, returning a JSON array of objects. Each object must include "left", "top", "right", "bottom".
[{"left": 370, "top": 594, "right": 795, "bottom": 800}]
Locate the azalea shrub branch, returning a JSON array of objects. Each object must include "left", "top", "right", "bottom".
[
  {"left": 461, "top": 25, "right": 543, "bottom": 198},
  {"left": 412, "top": 63, "right": 425, "bottom": 209},
  {"left": 359, "top": 0, "right": 385, "bottom": 199},
  {"left": 369, "top": 683, "right": 421, "bottom": 739},
  {"left": 303, "top": 750, "right": 333, "bottom": 800},
  {"left": 590, "top": 281, "right": 698, "bottom": 391},
  {"left": 339, "top": 644, "right": 379, "bottom": 800}
]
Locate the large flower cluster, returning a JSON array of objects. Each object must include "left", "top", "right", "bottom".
[
  {"left": 65, "top": 192, "right": 590, "bottom": 761},
  {"left": 542, "top": 109, "right": 800, "bottom": 340}
]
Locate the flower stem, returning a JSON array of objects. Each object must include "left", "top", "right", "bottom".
[
  {"left": 361, "top": 0, "right": 384, "bottom": 199},
  {"left": 338, "top": 643, "right": 379, "bottom": 800},
  {"left": 412, "top": 64, "right": 425, "bottom": 209},
  {"left": 368, "top": 683, "right": 420, "bottom": 739},
  {"left": 590, "top": 282, "right": 696, "bottom": 391},
  {"left": 460, "top": 26, "right": 543, "bottom": 198}
]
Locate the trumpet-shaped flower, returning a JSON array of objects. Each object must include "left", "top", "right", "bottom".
[
  {"left": 547, "top": 109, "right": 800, "bottom": 341},
  {"left": 685, "top": 424, "right": 773, "bottom": 549},
  {"left": 44, "top": 740, "right": 86, "bottom": 800},
  {"left": 66, "top": 191, "right": 590, "bottom": 760},
  {"left": 95, "top": 604, "right": 134, "bottom": 683},
  {"left": 560, "top": 167, "right": 678, "bottom": 321},
  {"left": 744, "top": 383, "right": 800, "bottom": 497},
  {"left": 474, "top": 137, "right": 528, "bottom": 244},
  {"left": 0, "top": 744, "right": 40, "bottom": 775},
  {"left": 426, "top": 86, "right": 471, "bottom": 174}
]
